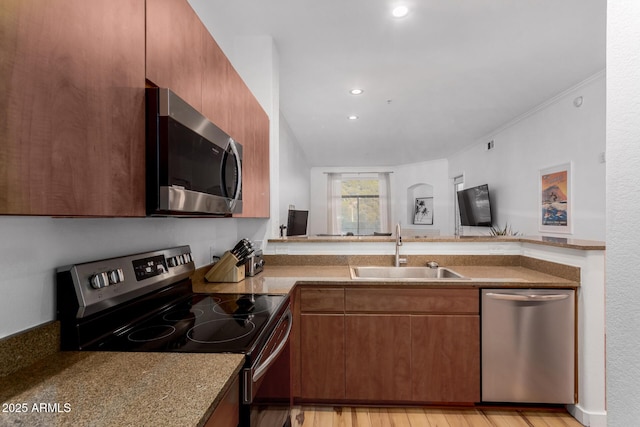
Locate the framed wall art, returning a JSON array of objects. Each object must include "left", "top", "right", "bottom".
[
  {"left": 539, "top": 162, "right": 572, "bottom": 234},
  {"left": 414, "top": 197, "right": 434, "bottom": 225}
]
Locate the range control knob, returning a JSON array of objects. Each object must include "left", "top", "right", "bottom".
[
  {"left": 108, "top": 268, "right": 125, "bottom": 285},
  {"left": 89, "top": 272, "right": 109, "bottom": 289}
]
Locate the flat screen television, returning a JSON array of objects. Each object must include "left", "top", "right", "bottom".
[
  {"left": 286, "top": 209, "right": 309, "bottom": 236},
  {"left": 457, "top": 184, "right": 493, "bottom": 227}
]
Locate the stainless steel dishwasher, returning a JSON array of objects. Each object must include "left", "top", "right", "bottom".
[{"left": 481, "top": 289, "right": 575, "bottom": 404}]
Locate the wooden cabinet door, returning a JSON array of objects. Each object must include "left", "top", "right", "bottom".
[
  {"left": 1, "top": 0, "right": 146, "bottom": 216},
  {"left": 146, "top": 0, "right": 203, "bottom": 112},
  {"left": 201, "top": 34, "right": 233, "bottom": 136},
  {"left": 299, "top": 313, "right": 345, "bottom": 400},
  {"left": 235, "top": 99, "right": 270, "bottom": 218},
  {"left": 345, "top": 314, "right": 412, "bottom": 402},
  {"left": 204, "top": 376, "right": 239, "bottom": 427},
  {"left": 411, "top": 315, "right": 480, "bottom": 403}
]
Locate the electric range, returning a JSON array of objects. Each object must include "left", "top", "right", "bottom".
[{"left": 56, "top": 246, "right": 291, "bottom": 427}]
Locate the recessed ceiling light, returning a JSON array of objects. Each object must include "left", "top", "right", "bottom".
[
  {"left": 349, "top": 89, "right": 364, "bottom": 95},
  {"left": 348, "top": 115, "right": 359, "bottom": 120},
  {"left": 392, "top": 5, "right": 409, "bottom": 18}
]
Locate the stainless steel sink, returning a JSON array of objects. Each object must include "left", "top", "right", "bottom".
[{"left": 350, "top": 266, "right": 469, "bottom": 281}]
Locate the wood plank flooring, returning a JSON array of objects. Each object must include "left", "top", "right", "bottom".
[{"left": 291, "top": 406, "right": 584, "bottom": 427}]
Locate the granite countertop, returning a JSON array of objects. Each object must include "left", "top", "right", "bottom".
[
  {"left": 0, "top": 351, "right": 244, "bottom": 427},
  {"left": 192, "top": 262, "right": 578, "bottom": 294}
]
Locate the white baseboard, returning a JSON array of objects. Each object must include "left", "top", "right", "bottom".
[{"left": 568, "top": 404, "right": 607, "bottom": 427}]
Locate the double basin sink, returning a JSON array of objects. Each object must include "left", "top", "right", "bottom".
[{"left": 350, "top": 266, "right": 469, "bottom": 281}]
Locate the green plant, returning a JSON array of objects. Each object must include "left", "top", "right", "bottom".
[{"left": 489, "top": 223, "right": 519, "bottom": 236}]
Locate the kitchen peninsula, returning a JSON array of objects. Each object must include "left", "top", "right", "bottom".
[
  {"left": 1, "top": 235, "right": 604, "bottom": 426},
  {"left": 254, "top": 235, "right": 606, "bottom": 427}
]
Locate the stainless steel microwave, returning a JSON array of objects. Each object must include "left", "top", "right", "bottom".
[{"left": 146, "top": 88, "right": 242, "bottom": 216}]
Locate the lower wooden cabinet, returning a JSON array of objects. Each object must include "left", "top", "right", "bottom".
[
  {"left": 299, "top": 313, "right": 345, "bottom": 400},
  {"left": 295, "top": 286, "right": 480, "bottom": 404},
  {"left": 411, "top": 314, "right": 480, "bottom": 402},
  {"left": 345, "top": 314, "right": 411, "bottom": 401},
  {"left": 205, "top": 376, "right": 239, "bottom": 427}
]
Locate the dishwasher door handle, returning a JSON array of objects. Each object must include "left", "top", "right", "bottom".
[{"left": 485, "top": 292, "right": 570, "bottom": 302}]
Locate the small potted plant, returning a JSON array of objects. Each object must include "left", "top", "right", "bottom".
[{"left": 489, "top": 223, "right": 519, "bottom": 236}]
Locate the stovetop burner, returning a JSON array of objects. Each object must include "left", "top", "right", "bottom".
[
  {"left": 187, "top": 319, "right": 256, "bottom": 344},
  {"left": 128, "top": 325, "right": 176, "bottom": 342},
  {"left": 162, "top": 308, "right": 204, "bottom": 322},
  {"left": 56, "top": 246, "right": 290, "bottom": 362},
  {"left": 213, "top": 295, "right": 274, "bottom": 316},
  {"left": 89, "top": 293, "right": 287, "bottom": 354}
]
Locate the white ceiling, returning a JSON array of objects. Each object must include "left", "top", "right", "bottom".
[{"left": 190, "top": 0, "right": 606, "bottom": 167}]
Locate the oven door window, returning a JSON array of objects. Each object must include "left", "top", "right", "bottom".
[{"left": 167, "top": 119, "right": 227, "bottom": 197}]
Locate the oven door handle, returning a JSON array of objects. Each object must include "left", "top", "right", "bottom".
[
  {"left": 253, "top": 307, "right": 292, "bottom": 382},
  {"left": 242, "top": 307, "right": 292, "bottom": 405}
]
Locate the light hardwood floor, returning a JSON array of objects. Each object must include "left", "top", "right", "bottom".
[{"left": 291, "top": 406, "right": 584, "bottom": 427}]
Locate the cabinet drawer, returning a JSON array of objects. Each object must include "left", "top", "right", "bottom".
[
  {"left": 345, "top": 288, "right": 478, "bottom": 314},
  {"left": 300, "top": 288, "right": 344, "bottom": 312}
]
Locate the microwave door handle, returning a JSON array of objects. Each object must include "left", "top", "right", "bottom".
[{"left": 228, "top": 138, "right": 242, "bottom": 210}]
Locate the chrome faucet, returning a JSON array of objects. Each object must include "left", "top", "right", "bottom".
[{"left": 395, "top": 223, "right": 407, "bottom": 267}]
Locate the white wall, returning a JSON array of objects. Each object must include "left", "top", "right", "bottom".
[
  {"left": 448, "top": 73, "right": 606, "bottom": 241},
  {"left": 308, "top": 166, "right": 393, "bottom": 235},
  {"left": 606, "top": 1, "right": 640, "bottom": 425},
  {"left": 308, "top": 160, "right": 450, "bottom": 236},
  {"left": 0, "top": 217, "right": 239, "bottom": 338},
  {"left": 278, "top": 114, "right": 311, "bottom": 231},
  {"left": 308, "top": 73, "right": 606, "bottom": 241},
  {"left": 393, "top": 159, "right": 450, "bottom": 235}
]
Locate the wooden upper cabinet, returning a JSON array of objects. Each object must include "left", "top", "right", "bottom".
[
  {"left": 201, "top": 36, "right": 271, "bottom": 218},
  {"left": 201, "top": 34, "right": 232, "bottom": 135},
  {"left": 0, "top": 0, "right": 146, "bottom": 216},
  {"left": 145, "top": 0, "right": 204, "bottom": 112},
  {"left": 236, "top": 98, "right": 270, "bottom": 218}
]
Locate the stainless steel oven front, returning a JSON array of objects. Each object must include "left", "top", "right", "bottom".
[{"left": 242, "top": 304, "right": 292, "bottom": 427}]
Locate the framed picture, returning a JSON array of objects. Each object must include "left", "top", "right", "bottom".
[
  {"left": 539, "top": 162, "right": 572, "bottom": 234},
  {"left": 414, "top": 197, "right": 434, "bottom": 225}
]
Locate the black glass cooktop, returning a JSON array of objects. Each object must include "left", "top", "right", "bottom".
[{"left": 88, "top": 293, "right": 287, "bottom": 354}]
